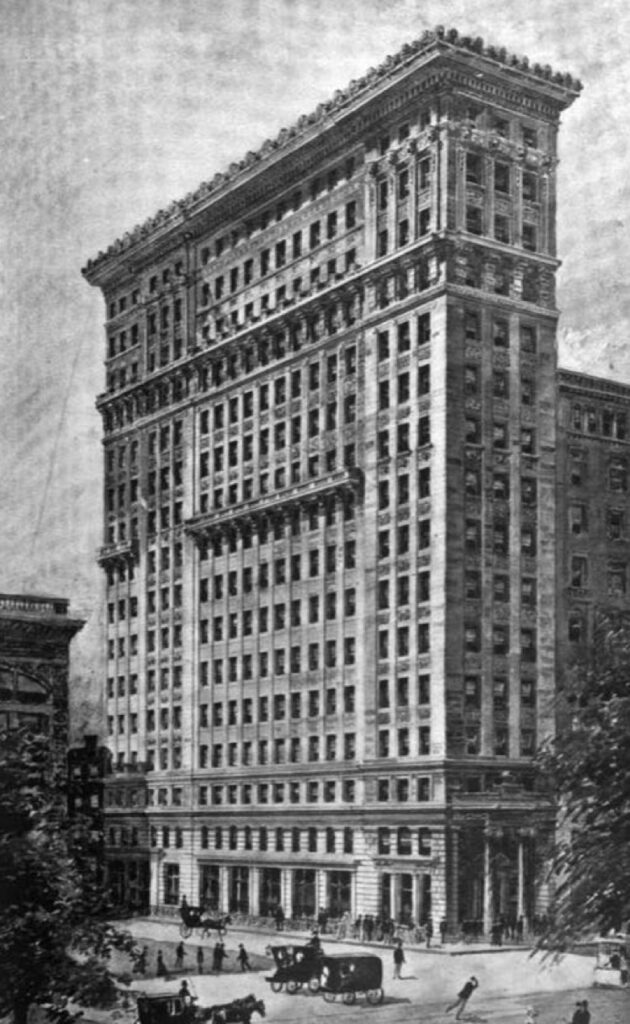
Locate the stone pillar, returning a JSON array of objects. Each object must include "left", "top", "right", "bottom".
[
  {"left": 392, "top": 873, "right": 402, "bottom": 920},
  {"left": 412, "top": 874, "right": 420, "bottom": 922},
  {"left": 448, "top": 827, "right": 460, "bottom": 932},
  {"left": 517, "top": 835, "right": 525, "bottom": 919},
  {"left": 149, "top": 851, "right": 161, "bottom": 910},
  {"left": 281, "top": 867, "right": 293, "bottom": 918},
  {"left": 316, "top": 868, "right": 327, "bottom": 914},
  {"left": 483, "top": 832, "right": 492, "bottom": 934},
  {"left": 251, "top": 866, "right": 261, "bottom": 917},
  {"left": 219, "top": 865, "right": 229, "bottom": 913}
]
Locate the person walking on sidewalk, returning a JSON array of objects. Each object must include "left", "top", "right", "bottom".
[
  {"left": 156, "top": 950, "right": 168, "bottom": 978},
  {"left": 425, "top": 917, "right": 434, "bottom": 949},
  {"left": 214, "top": 941, "right": 228, "bottom": 972},
  {"left": 445, "top": 976, "right": 479, "bottom": 1019},
  {"left": 196, "top": 946, "right": 204, "bottom": 974},
  {"left": 439, "top": 918, "right": 447, "bottom": 945},
  {"left": 175, "top": 942, "right": 186, "bottom": 971},
  {"left": 237, "top": 943, "right": 251, "bottom": 971},
  {"left": 392, "top": 939, "right": 405, "bottom": 980}
]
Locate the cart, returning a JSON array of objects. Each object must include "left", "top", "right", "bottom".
[
  {"left": 319, "top": 953, "right": 384, "bottom": 1005},
  {"left": 264, "top": 943, "right": 324, "bottom": 994}
]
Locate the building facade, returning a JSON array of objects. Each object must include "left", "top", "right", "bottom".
[
  {"left": 557, "top": 370, "right": 630, "bottom": 656},
  {"left": 83, "top": 28, "right": 582, "bottom": 929},
  {"left": 0, "top": 592, "right": 84, "bottom": 765}
]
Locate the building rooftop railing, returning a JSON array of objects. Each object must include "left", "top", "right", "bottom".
[{"left": 0, "top": 593, "right": 70, "bottom": 616}]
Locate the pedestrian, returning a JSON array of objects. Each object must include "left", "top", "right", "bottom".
[
  {"left": 178, "top": 981, "right": 193, "bottom": 1006},
  {"left": 440, "top": 917, "right": 448, "bottom": 945},
  {"left": 425, "top": 917, "right": 434, "bottom": 949},
  {"left": 215, "top": 940, "right": 228, "bottom": 972},
  {"left": 445, "top": 976, "right": 479, "bottom": 1019},
  {"left": 156, "top": 950, "right": 168, "bottom": 978},
  {"left": 275, "top": 904, "right": 285, "bottom": 932},
  {"left": 175, "top": 941, "right": 186, "bottom": 970},
  {"left": 196, "top": 946, "right": 204, "bottom": 974},
  {"left": 572, "top": 1000, "right": 590, "bottom": 1024},
  {"left": 516, "top": 915, "right": 524, "bottom": 942},
  {"left": 237, "top": 943, "right": 251, "bottom": 971},
  {"left": 133, "top": 946, "right": 148, "bottom": 975},
  {"left": 393, "top": 939, "right": 405, "bottom": 980}
]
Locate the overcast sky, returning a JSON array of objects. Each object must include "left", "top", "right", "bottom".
[{"left": 1, "top": 0, "right": 628, "bottom": 731}]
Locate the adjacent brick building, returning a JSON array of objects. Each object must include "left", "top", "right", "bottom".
[{"left": 82, "top": 28, "right": 585, "bottom": 929}]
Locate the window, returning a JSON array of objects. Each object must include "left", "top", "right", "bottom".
[
  {"left": 522, "top": 223, "right": 537, "bottom": 252},
  {"left": 465, "top": 624, "right": 480, "bottom": 653},
  {"left": 466, "top": 152, "right": 482, "bottom": 185},
  {"left": 521, "top": 628, "right": 537, "bottom": 663},
  {"left": 522, "top": 172, "right": 538, "bottom": 203},
  {"left": 570, "top": 555, "right": 589, "bottom": 589},
  {"left": 608, "top": 561, "right": 627, "bottom": 596},
  {"left": 609, "top": 458, "right": 628, "bottom": 492},
  {"left": 466, "top": 206, "right": 482, "bottom": 235},
  {"left": 464, "top": 676, "right": 480, "bottom": 709},
  {"left": 495, "top": 162, "right": 510, "bottom": 193},
  {"left": 607, "top": 508, "right": 625, "bottom": 540}
]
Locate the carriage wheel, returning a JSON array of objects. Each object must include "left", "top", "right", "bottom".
[
  {"left": 270, "top": 981, "right": 283, "bottom": 993},
  {"left": 323, "top": 991, "right": 336, "bottom": 1003},
  {"left": 366, "top": 988, "right": 384, "bottom": 1005},
  {"left": 286, "top": 979, "right": 301, "bottom": 994},
  {"left": 342, "top": 991, "right": 357, "bottom": 1005},
  {"left": 179, "top": 923, "right": 192, "bottom": 938},
  {"left": 308, "top": 977, "right": 321, "bottom": 993}
]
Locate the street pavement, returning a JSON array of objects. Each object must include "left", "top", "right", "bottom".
[{"left": 107, "top": 916, "right": 630, "bottom": 1023}]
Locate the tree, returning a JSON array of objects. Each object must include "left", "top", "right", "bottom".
[
  {"left": 0, "top": 728, "right": 136, "bottom": 1024},
  {"left": 537, "top": 615, "right": 630, "bottom": 944}
]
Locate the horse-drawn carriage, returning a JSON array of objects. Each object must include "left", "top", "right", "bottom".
[
  {"left": 136, "top": 991, "right": 265, "bottom": 1024},
  {"left": 320, "top": 954, "right": 384, "bottom": 1005},
  {"left": 178, "top": 903, "right": 231, "bottom": 939},
  {"left": 264, "top": 943, "right": 323, "bottom": 994}
]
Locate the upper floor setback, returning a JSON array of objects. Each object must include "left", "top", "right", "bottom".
[{"left": 82, "top": 27, "right": 579, "bottom": 295}]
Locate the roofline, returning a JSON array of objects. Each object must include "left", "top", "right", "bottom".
[
  {"left": 82, "top": 26, "right": 580, "bottom": 286},
  {"left": 558, "top": 367, "right": 630, "bottom": 399}
]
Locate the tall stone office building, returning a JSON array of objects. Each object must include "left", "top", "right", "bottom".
[{"left": 83, "top": 28, "right": 581, "bottom": 928}]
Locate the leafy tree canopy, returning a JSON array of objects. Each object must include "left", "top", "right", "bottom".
[
  {"left": 0, "top": 729, "right": 136, "bottom": 1024},
  {"left": 537, "top": 616, "right": 630, "bottom": 944}
]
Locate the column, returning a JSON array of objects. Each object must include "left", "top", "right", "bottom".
[
  {"left": 149, "top": 851, "right": 161, "bottom": 911},
  {"left": 448, "top": 827, "right": 460, "bottom": 932},
  {"left": 316, "top": 868, "right": 327, "bottom": 914},
  {"left": 517, "top": 835, "right": 525, "bottom": 919},
  {"left": 219, "top": 865, "right": 229, "bottom": 913},
  {"left": 482, "top": 832, "right": 492, "bottom": 934},
  {"left": 392, "top": 874, "right": 402, "bottom": 921},
  {"left": 281, "top": 867, "right": 292, "bottom": 918},
  {"left": 412, "top": 874, "right": 420, "bottom": 923},
  {"left": 251, "top": 866, "right": 261, "bottom": 917}
]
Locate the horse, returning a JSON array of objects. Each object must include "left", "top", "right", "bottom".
[
  {"left": 203, "top": 995, "right": 265, "bottom": 1024},
  {"left": 200, "top": 913, "right": 232, "bottom": 937}
]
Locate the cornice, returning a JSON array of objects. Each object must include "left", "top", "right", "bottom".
[
  {"left": 82, "top": 26, "right": 580, "bottom": 287},
  {"left": 558, "top": 368, "right": 630, "bottom": 400}
]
